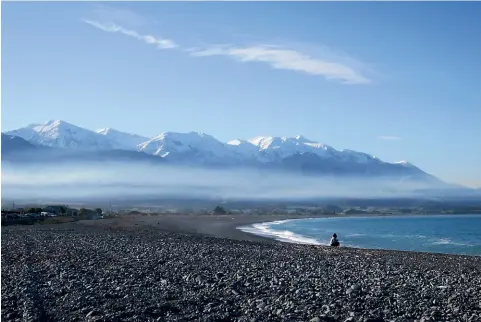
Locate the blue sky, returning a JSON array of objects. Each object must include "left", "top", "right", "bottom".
[{"left": 2, "top": 2, "right": 481, "bottom": 187}]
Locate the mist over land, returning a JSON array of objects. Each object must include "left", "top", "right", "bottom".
[
  {"left": 2, "top": 125, "right": 480, "bottom": 208},
  {"left": 2, "top": 161, "right": 479, "bottom": 207}
]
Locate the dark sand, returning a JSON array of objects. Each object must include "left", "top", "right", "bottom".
[
  {"left": 75, "top": 213, "right": 333, "bottom": 243},
  {"left": 76, "top": 213, "right": 462, "bottom": 244}
]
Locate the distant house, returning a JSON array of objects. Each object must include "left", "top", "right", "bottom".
[
  {"left": 42, "top": 205, "right": 79, "bottom": 216},
  {"left": 68, "top": 208, "right": 80, "bottom": 216},
  {"left": 43, "top": 205, "right": 66, "bottom": 215}
]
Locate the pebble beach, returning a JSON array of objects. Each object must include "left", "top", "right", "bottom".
[{"left": 2, "top": 215, "right": 481, "bottom": 322}]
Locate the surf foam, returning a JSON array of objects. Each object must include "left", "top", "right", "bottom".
[{"left": 238, "top": 220, "right": 322, "bottom": 245}]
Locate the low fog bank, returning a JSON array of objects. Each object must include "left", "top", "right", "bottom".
[{"left": 0, "top": 161, "right": 467, "bottom": 203}]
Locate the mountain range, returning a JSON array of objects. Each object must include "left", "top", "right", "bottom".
[{"left": 1, "top": 120, "right": 454, "bottom": 190}]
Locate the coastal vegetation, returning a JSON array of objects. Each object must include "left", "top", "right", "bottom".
[{"left": 1, "top": 205, "right": 104, "bottom": 226}]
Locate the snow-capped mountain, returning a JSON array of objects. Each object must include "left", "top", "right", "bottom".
[
  {"left": 96, "top": 128, "right": 148, "bottom": 151},
  {"left": 248, "top": 135, "right": 344, "bottom": 162},
  {"left": 137, "top": 131, "right": 236, "bottom": 164},
  {"left": 4, "top": 120, "right": 400, "bottom": 166},
  {"left": 246, "top": 135, "right": 385, "bottom": 165},
  {"left": 340, "top": 150, "right": 381, "bottom": 164},
  {"left": 226, "top": 139, "right": 259, "bottom": 159},
  {"left": 249, "top": 135, "right": 330, "bottom": 152},
  {"left": 3, "top": 119, "right": 434, "bottom": 181},
  {"left": 6, "top": 120, "right": 117, "bottom": 151}
]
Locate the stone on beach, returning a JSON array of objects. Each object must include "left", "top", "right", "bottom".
[{"left": 2, "top": 222, "right": 481, "bottom": 322}]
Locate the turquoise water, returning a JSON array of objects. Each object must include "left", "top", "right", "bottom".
[{"left": 239, "top": 214, "right": 481, "bottom": 256}]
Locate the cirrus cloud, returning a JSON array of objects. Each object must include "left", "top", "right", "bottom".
[
  {"left": 83, "top": 19, "right": 177, "bottom": 49},
  {"left": 188, "top": 45, "right": 371, "bottom": 85},
  {"left": 82, "top": 6, "right": 372, "bottom": 85}
]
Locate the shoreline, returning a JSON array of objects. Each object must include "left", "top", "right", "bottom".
[
  {"left": 3, "top": 219, "right": 481, "bottom": 321},
  {"left": 237, "top": 218, "right": 324, "bottom": 245},
  {"left": 72, "top": 212, "right": 481, "bottom": 256},
  {"left": 74, "top": 213, "right": 333, "bottom": 244},
  {"left": 236, "top": 213, "right": 481, "bottom": 256}
]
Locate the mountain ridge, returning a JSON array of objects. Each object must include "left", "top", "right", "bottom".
[
  {"left": 4, "top": 119, "right": 409, "bottom": 166},
  {"left": 3, "top": 119, "right": 453, "bottom": 191}
]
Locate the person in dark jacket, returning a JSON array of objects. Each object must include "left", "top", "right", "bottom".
[{"left": 329, "top": 233, "right": 340, "bottom": 246}]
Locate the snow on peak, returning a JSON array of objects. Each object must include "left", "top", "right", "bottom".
[
  {"left": 226, "top": 139, "right": 258, "bottom": 158},
  {"left": 248, "top": 135, "right": 323, "bottom": 147},
  {"left": 6, "top": 120, "right": 415, "bottom": 168},
  {"left": 137, "top": 131, "right": 230, "bottom": 158},
  {"left": 394, "top": 160, "right": 415, "bottom": 167},
  {"left": 245, "top": 135, "right": 333, "bottom": 160},
  {"left": 26, "top": 119, "right": 62, "bottom": 127},
  {"left": 227, "top": 139, "right": 244, "bottom": 146},
  {"left": 340, "top": 149, "right": 380, "bottom": 164},
  {"left": 46, "top": 119, "right": 65, "bottom": 126},
  {"left": 294, "top": 135, "right": 308, "bottom": 141},
  {"left": 96, "top": 128, "right": 149, "bottom": 150},
  {"left": 96, "top": 128, "right": 114, "bottom": 135},
  {"left": 26, "top": 119, "right": 75, "bottom": 132},
  {"left": 11, "top": 119, "right": 74, "bottom": 139},
  {"left": 145, "top": 131, "right": 214, "bottom": 143},
  {"left": 247, "top": 136, "right": 271, "bottom": 147},
  {"left": 6, "top": 120, "right": 117, "bottom": 150}
]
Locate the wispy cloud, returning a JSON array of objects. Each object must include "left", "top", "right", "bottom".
[
  {"left": 379, "top": 136, "right": 401, "bottom": 141},
  {"left": 83, "top": 6, "right": 372, "bottom": 85},
  {"left": 189, "top": 45, "right": 370, "bottom": 85},
  {"left": 83, "top": 20, "right": 177, "bottom": 49}
]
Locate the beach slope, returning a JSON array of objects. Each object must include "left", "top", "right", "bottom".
[{"left": 2, "top": 215, "right": 481, "bottom": 322}]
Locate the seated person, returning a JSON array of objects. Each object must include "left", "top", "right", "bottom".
[{"left": 330, "top": 233, "right": 340, "bottom": 247}]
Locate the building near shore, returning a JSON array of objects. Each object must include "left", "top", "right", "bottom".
[{"left": 42, "top": 205, "right": 79, "bottom": 216}]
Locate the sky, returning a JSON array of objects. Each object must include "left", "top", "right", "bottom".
[{"left": 1, "top": 2, "right": 480, "bottom": 187}]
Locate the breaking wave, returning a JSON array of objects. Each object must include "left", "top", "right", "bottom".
[
  {"left": 431, "top": 238, "right": 474, "bottom": 247},
  {"left": 238, "top": 220, "right": 321, "bottom": 245},
  {"left": 238, "top": 215, "right": 481, "bottom": 256}
]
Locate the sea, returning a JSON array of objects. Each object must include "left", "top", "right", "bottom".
[{"left": 239, "top": 214, "right": 481, "bottom": 256}]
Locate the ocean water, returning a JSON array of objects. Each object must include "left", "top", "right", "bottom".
[{"left": 239, "top": 214, "right": 481, "bottom": 256}]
